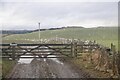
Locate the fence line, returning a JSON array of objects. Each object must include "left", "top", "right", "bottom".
[{"left": 1, "top": 40, "right": 119, "bottom": 77}]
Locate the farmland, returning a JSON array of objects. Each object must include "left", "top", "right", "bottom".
[
  {"left": 1, "top": 27, "right": 119, "bottom": 78},
  {"left": 2, "top": 27, "right": 118, "bottom": 50}
]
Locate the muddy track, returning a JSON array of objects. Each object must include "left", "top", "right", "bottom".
[{"left": 6, "top": 58, "right": 89, "bottom": 78}]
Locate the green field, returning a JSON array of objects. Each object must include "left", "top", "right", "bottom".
[
  {"left": 2, "top": 27, "right": 118, "bottom": 50},
  {"left": 2, "top": 59, "right": 16, "bottom": 77}
]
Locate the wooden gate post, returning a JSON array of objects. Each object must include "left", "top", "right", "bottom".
[
  {"left": 71, "top": 41, "right": 77, "bottom": 58},
  {"left": 71, "top": 42, "right": 75, "bottom": 58},
  {"left": 117, "top": 51, "right": 120, "bottom": 78},
  {"left": 10, "top": 43, "right": 17, "bottom": 60},
  {"left": 74, "top": 42, "right": 77, "bottom": 57},
  {"left": 111, "top": 43, "right": 116, "bottom": 76}
]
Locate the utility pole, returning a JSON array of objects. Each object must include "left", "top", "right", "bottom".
[{"left": 38, "top": 22, "right": 40, "bottom": 43}]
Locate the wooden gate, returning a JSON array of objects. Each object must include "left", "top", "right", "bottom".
[
  {"left": 0, "top": 42, "right": 99, "bottom": 60},
  {"left": 1, "top": 43, "right": 73, "bottom": 60}
]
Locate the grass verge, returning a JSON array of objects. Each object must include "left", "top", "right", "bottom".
[
  {"left": 67, "top": 56, "right": 113, "bottom": 78},
  {"left": 2, "top": 59, "right": 16, "bottom": 78}
]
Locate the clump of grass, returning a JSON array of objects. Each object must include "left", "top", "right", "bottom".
[
  {"left": 2, "top": 59, "right": 16, "bottom": 78},
  {"left": 0, "top": 63, "right": 2, "bottom": 79},
  {"left": 70, "top": 56, "right": 112, "bottom": 78}
]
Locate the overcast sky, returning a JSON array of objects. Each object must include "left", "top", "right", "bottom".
[{"left": 0, "top": 0, "right": 119, "bottom": 30}]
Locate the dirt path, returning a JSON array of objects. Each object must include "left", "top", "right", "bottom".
[{"left": 6, "top": 58, "right": 87, "bottom": 78}]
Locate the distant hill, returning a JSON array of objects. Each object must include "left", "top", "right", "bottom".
[
  {"left": 1, "top": 26, "right": 85, "bottom": 34},
  {"left": 66, "top": 26, "right": 84, "bottom": 28},
  {"left": 1, "top": 30, "right": 33, "bottom": 34}
]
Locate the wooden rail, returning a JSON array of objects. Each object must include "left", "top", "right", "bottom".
[{"left": 0, "top": 42, "right": 99, "bottom": 60}]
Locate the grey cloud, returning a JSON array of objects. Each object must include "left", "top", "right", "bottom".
[{"left": 1, "top": 2, "right": 118, "bottom": 30}]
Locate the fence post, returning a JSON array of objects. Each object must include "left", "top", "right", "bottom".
[
  {"left": 10, "top": 43, "right": 17, "bottom": 60},
  {"left": 111, "top": 43, "right": 116, "bottom": 76},
  {"left": 117, "top": 51, "right": 120, "bottom": 78},
  {"left": 71, "top": 42, "right": 74, "bottom": 58},
  {"left": 74, "top": 42, "right": 77, "bottom": 57},
  {"left": 89, "top": 44, "right": 92, "bottom": 54}
]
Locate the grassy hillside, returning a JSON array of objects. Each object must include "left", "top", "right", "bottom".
[{"left": 2, "top": 27, "right": 118, "bottom": 49}]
